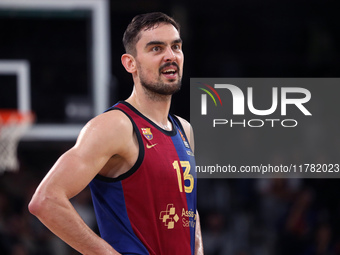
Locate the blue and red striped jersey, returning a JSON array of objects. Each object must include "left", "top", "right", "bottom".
[{"left": 89, "top": 101, "right": 197, "bottom": 255}]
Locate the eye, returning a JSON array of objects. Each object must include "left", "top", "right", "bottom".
[
  {"left": 151, "top": 46, "right": 161, "bottom": 52},
  {"left": 172, "top": 44, "right": 181, "bottom": 51}
]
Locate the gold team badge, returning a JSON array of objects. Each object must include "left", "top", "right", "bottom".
[
  {"left": 141, "top": 128, "right": 153, "bottom": 140},
  {"left": 159, "top": 204, "right": 179, "bottom": 229}
]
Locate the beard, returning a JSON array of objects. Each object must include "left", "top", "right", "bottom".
[{"left": 138, "top": 62, "right": 182, "bottom": 98}]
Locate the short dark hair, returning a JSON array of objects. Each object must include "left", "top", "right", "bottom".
[{"left": 123, "top": 12, "right": 180, "bottom": 56}]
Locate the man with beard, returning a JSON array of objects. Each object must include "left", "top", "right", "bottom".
[{"left": 29, "top": 12, "right": 203, "bottom": 255}]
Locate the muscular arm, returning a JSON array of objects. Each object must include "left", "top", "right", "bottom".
[{"left": 28, "top": 111, "right": 133, "bottom": 255}]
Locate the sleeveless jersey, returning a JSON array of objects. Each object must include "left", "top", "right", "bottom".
[{"left": 89, "top": 101, "right": 197, "bottom": 255}]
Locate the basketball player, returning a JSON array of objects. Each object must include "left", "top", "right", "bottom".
[{"left": 29, "top": 12, "right": 203, "bottom": 254}]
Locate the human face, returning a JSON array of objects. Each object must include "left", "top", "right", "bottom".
[{"left": 134, "top": 23, "right": 184, "bottom": 96}]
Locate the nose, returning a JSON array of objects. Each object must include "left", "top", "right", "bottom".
[{"left": 164, "top": 46, "right": 176, "bottom": 62}]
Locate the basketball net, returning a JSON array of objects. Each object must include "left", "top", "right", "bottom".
[{"left": 0, "top": 110, "right": 34, "bottom": 173}]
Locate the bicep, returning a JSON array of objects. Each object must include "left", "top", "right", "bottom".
[
  {"left": 39, "top": 148, "right": 103, "bottom": 200},
  {"left": 38, "top": 111, "right": 132, "bottom": 199}
]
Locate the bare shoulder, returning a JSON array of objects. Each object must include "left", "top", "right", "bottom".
[
  {"left": 76, "top": 109, "right": 133, "bottom": 154},
  {"left": 30, "top": 109, "right": 135, "bottom": 201},
  {"left": 83, "top": 109, "right": 131, "bottom": 133}
]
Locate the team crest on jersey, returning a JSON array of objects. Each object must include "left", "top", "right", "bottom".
[{"left": 141, "top": 128, "right": 153, "bottom": 140}]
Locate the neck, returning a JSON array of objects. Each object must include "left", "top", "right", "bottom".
[{"left": 126, "top": 86, "right": 172, "bottom": 129}]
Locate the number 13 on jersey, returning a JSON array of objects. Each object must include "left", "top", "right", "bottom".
[{"left": 173, "top": 160, "right": 194, "bottom": 193}]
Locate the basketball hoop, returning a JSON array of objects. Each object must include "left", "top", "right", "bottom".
[{"left": 0, "top": 110, "right": 34, "bottom": 173}]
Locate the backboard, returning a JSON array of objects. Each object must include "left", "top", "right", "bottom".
[{"left": 0, "top": 0, "right": 111, "bottom": 141}]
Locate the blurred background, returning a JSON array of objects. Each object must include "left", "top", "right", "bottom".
[{"left": 1, "top": 0, "right": 340, "bottom": 254}]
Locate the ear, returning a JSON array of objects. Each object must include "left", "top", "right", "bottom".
[{"left": 121, "top": 54, "right": 137, "bottom": 73}]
